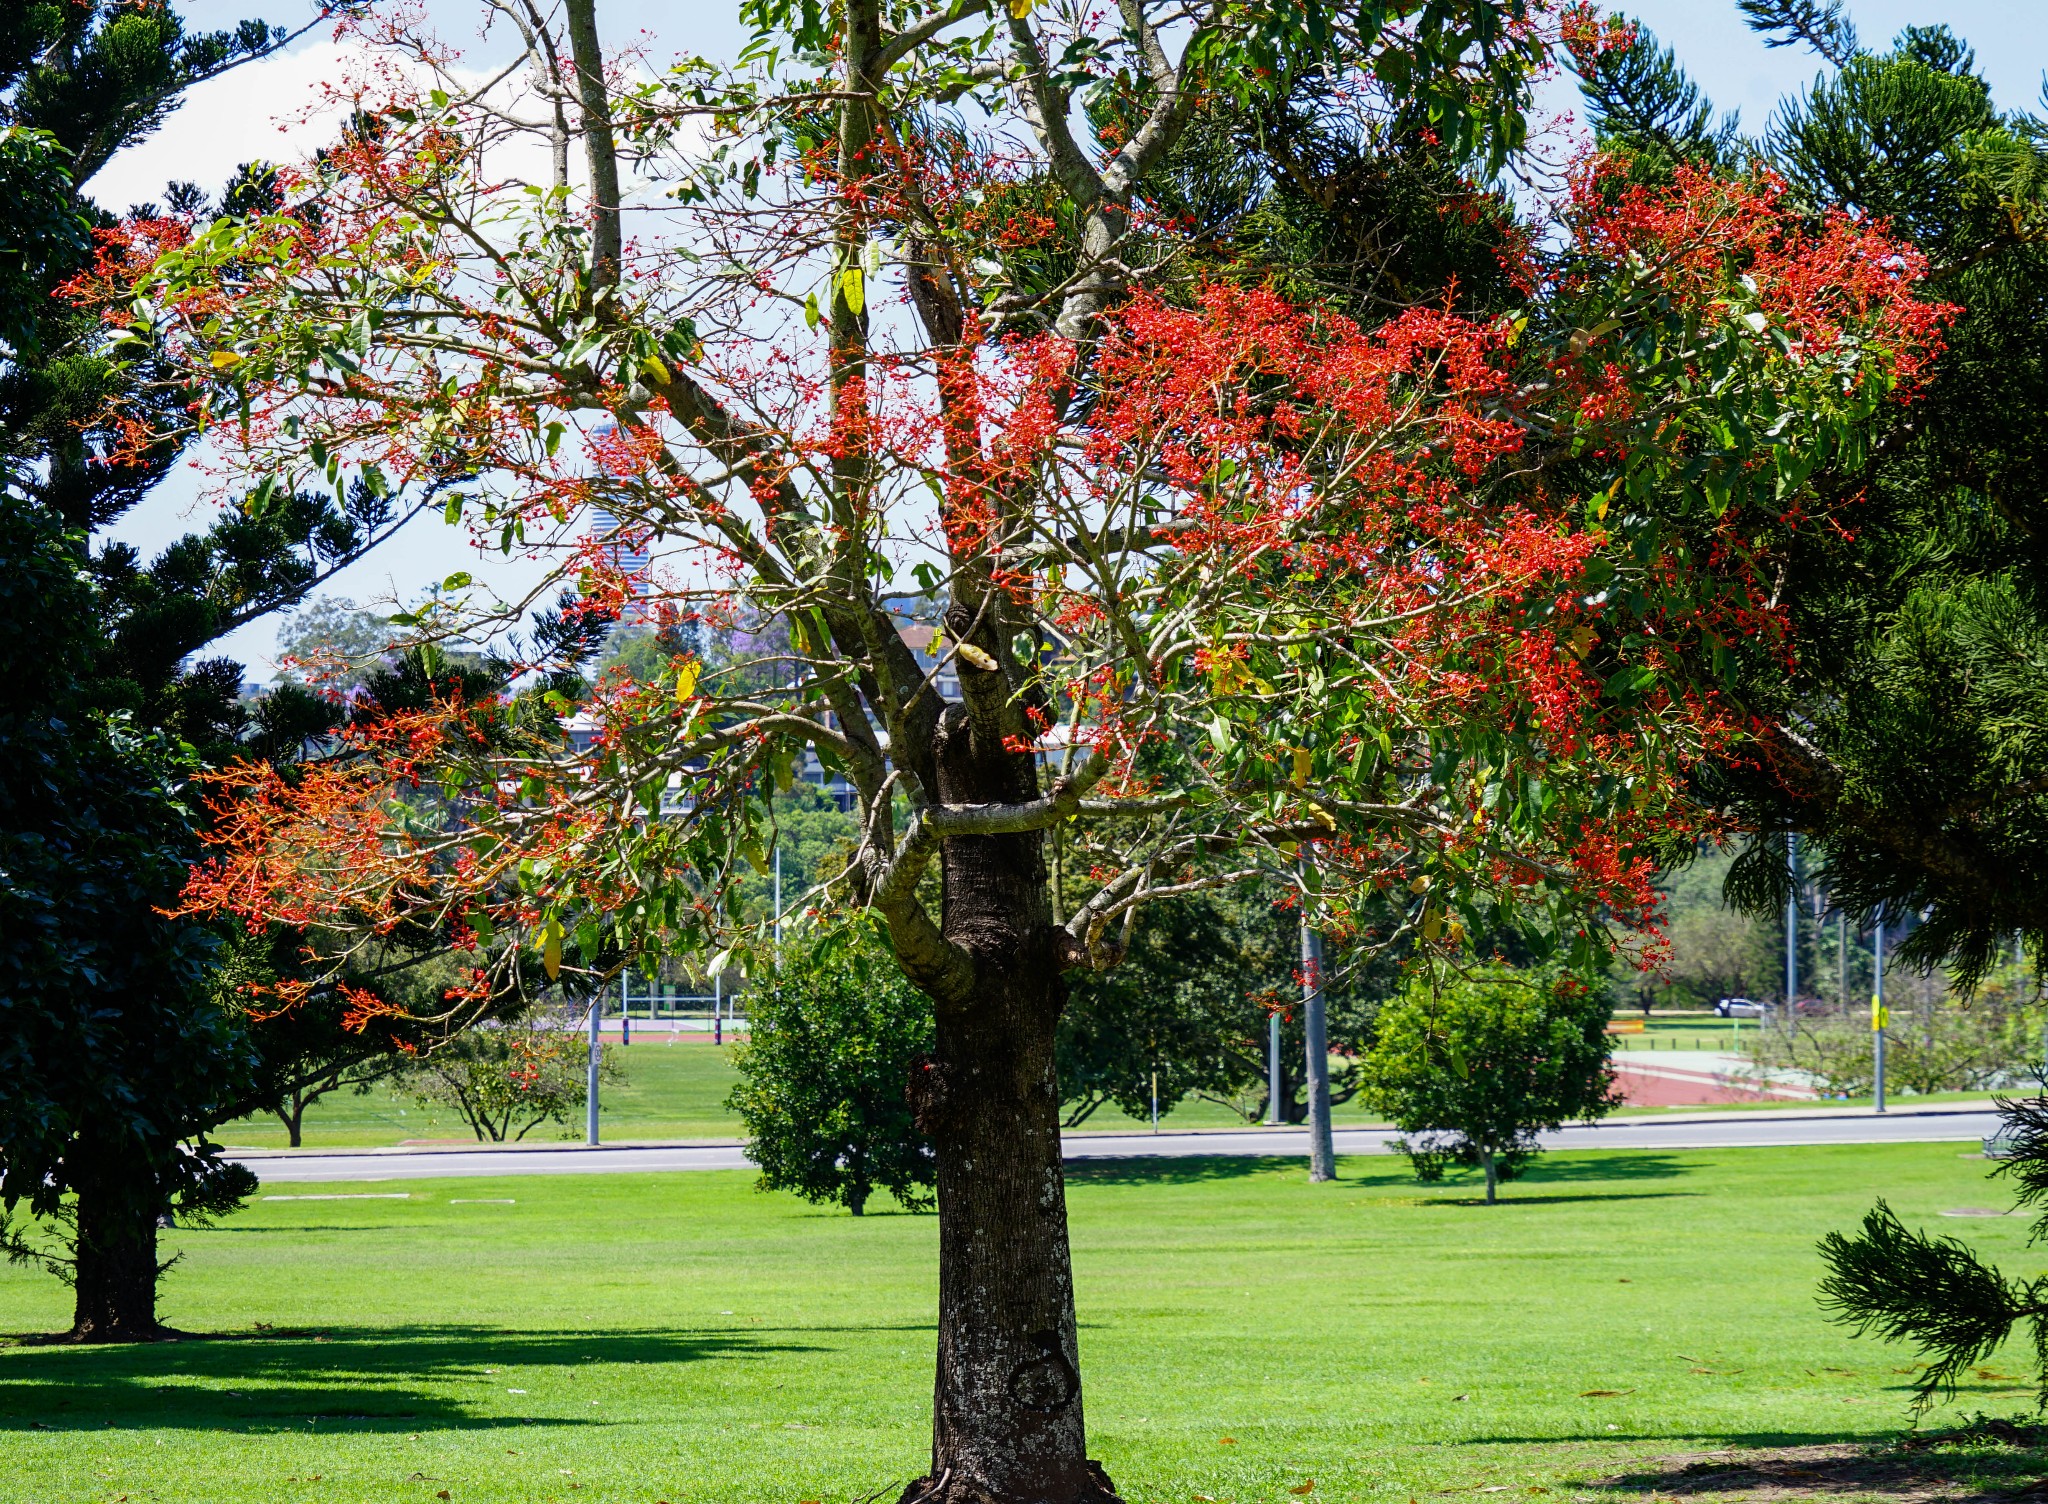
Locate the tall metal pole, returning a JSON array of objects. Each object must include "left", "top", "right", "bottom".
[
  {"left": 1873, "top": 919, "right": 1887, "bottom": 1114},
  {"left": 1838, "top": 912, "right": 1848, "bottom": 1011},
  {"left": 586, "top": 993, "right": 602, "bottom": 1145},
  {"left": 620, "top": 970, "right": 631, "bottom": 1046},
  {"left": 773, "top": 843, "right": 783, "bottom": 947},
  {"left": 1784, "top": 833, "right": 1799, "bottom": 1016},
  {"left": 1302, "top": 904, "right": 1335, "bottom": 1182},
  {"left": 1264, "top": 1009, "right": 1283, "bottom": 1126}
]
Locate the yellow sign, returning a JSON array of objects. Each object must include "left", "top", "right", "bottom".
[{"left": 1871, "top": 996, "right": 1889, "bottom": 1032}]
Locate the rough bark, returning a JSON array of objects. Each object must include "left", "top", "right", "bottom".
[
  {"left": 67, "top": 1140, "right": 168, "bottom": 1343},
  {"left": 900, "top": 714, "right": 1120, "bottom": 1504}
]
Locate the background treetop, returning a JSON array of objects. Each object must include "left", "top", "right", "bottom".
[{"left": 1579, "top": 3, "right": 2048, "bottom": 986}]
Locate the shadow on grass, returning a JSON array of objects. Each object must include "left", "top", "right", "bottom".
[
  {"left": 1574, "top": 1437, "right": 2048, "bottom": 1500},
  {"left": 1064, "top": 1152, "right": 1700, "bottom": 1194},
  {"left": 0, "top": 1324, "right": 812, "bottom": 1434},
  {"left": 1364, "top": 1153, "right": 1698, "bottom": 1202},
  {"left": 1063, "top": 1155, "right": 1299, "bottom": 1185},
  {"left": 1392, "top": 1204, "right": 1712, "bottom": 1213}
]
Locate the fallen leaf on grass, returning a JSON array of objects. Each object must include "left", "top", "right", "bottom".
[
  {"left": 1219, "top": 1437, "right": 1237, "bottom": 1445},
  {"left": 436, "top": 1493, "right": 451, "bottom": 1501},
  {"left": 1478, "top": 1486, "right": 1511, "bottom": 1492},
  {"left": 1451, "top": 1394, "right": 1470, "bottom": 1402},
  {"left": 1688, "top": 1368, "right": 1741, "bottom": 1376},
  {"left": 1528, "top": 1489, "right": 1550, "bottom": 1495},
  {"left": 1578, "top": 1390, "right": 1634, "bottom": 1398},
  {"left": 1976, "top": 1368, "right": 2024, "bottom": 1381},
  {"left": 1290, "top": 1482, "right": 1315, "bottom": 1495}
]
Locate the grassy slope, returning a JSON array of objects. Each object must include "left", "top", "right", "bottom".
[
  {"left": 0, "top": 1144, "right": 2041, "bottom": 1502},
  {"left": 222, "top": 1022, "right": 1996, "bottom": 1152},
  {"left": 218, "top": 1040, "right": 1404, "bottom": 1150}
]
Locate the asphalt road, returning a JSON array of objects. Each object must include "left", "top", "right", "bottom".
[{"left": 235, "top": 1107, "right": 2001, "bottom": 1184}]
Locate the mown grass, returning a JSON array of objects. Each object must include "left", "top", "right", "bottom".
[
  {"left": 0, "top": 1143, "right": 2041, "bottom": 1503},
  {"left": 218, "top": 1039, "right": 1404, "bottom": 1150},
  {"left": 221, "top": 1026, "right": 1998, "bottom": 1152}
]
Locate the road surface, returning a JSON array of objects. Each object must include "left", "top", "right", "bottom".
[{"left": 233, "top": 1106, "right": 2000, "bottom": 1184}]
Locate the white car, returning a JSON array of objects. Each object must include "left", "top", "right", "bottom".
[{"left": 1714, "top": 997, "right": 1766, "bottom": 1018}]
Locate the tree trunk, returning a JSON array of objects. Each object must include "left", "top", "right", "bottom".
[
  {"left": 68, "top": 1139, "right": 166, "bottom": 1343},
  {"left": 900, "top": 717, "right": 1119, "bottom": 1504},
  {"left": 1482, "top": 1149, "right": 1498, "bottom": 1206}
]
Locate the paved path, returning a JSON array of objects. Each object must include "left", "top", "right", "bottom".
[{"left": 234, "top": 1107, "right": 2001, "bottom": 1184}]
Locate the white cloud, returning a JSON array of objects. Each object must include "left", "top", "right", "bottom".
[{"left": 88, "top": 36, "right": 366, "bottom": 212}]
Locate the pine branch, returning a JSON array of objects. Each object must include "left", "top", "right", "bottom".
[
  {"left": 1737, "top": 0, "right": 1859, "bottom": 69},
  {"left": 1577, "top": 25, "right": 1741, "bottom": 167},
  {"left": 1990, "top": 1095, "right": 2048, "bottom": 1245},
  {"left": 1816, "top": 1199, "right": 2041, "bottom": 1409}
]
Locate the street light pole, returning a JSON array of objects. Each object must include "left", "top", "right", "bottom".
[
  {"left": 1784, "top": 833, "right": 1799, "bottom": 1019},
  {"left": 1873, "top": 919, "right": 1887, "bottom": 1114},
  {"left": 586, "top": 992, "right": 602, "bottom": 1145},
  {"left": 1264, "top": 1009, "right": 1283, "bottom": 1126},
  {"left": 1301, "top": 905, "right": 1335, "bottom": 1182}
]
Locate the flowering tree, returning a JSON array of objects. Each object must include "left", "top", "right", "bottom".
[{"left": 106, "top": 0, "right": 1947, "bottom": 1495}]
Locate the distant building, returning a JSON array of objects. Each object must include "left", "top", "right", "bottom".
[{"left": 588, "top": 508, "right": 653, "bottom": 624}]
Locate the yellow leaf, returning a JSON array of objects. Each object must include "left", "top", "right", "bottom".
[
  {"left": 1410, "top": 874, "right": 1432, "bottom": 894},
  {"left": 1631, "top": 782, "right": 1651, "bottom": 810},
  {"left": 1008, "top": 0, "right": 1035, "bottom": 15},
  {"left": 1291, "top": 747, "right": 1312, "bottom": 787},
  {"left": 1422, "top": 910, "right": 1443, "bottom": 941},
  {"left": 542, "top": 925, "right": 562, "bottom": 982},
  {"left": 210, "top": 349, "right": 243, "bottom": 369},
  {"left": 642, "top": 355, "right": 670, "bottom": 385},
  {"left": 954, "top": 641, "right": 998, "bottom": 671},
  {"left": 1209, "top": 657, "right": 1253, "bottom": 696},
  {"left": 674, "top": 658, "right": 701, "bottom": 702},
  {"left": 1569, "top": 625, "right": 1595, "bottom": 659}
]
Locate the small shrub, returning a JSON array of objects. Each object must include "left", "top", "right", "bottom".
[
  {"left": 1358, "top": 965, "right": 1619, "bottom": 1202},
  {"left": 400, "top": 1023, "right": 618, "bottom": 1141},
  {"left": 727, "top": 928, "right": 934, "bottom": 1215}
]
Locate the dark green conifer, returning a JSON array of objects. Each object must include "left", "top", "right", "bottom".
[{"left": 1579, "top": 9, "right": 2048, "bottom": 986}]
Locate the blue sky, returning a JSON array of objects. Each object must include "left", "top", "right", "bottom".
[{"left": 98, "top": 0, "right": 2048, "bottom": 678}]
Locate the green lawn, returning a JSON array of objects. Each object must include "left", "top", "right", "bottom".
[
  {"left": 223, "top": 1029, "right": 1998, "bottom": 1152},
  {"left": 219, "top": 1041, "right": 1401, "bottom": 1150},
  {"left": 1, "top": 1143, "right": 2042, "bottom": 1502},
  {"left": 220, "top": 1040, "right": 753, "bottom": 1150}
]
